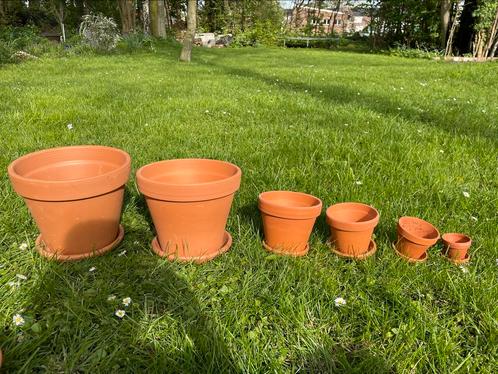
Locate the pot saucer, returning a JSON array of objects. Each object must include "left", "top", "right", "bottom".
[
  {"left": 36, "top": 225, "right": 125, "bottom": 262},
  {"left": 262, "top": 240, "right": 309, "bottom": 257},
  {"left": 445, "top": 253, "right": 470, "bottom": 265},
  {"left": 392, "top": 241, "right": 427, "bottom": 263},
  {"left": 327, "top": 238, "right": 377, "bottom": 260},
  {"left": 152, "top": 231, "right": 232, "bottom": 264}
]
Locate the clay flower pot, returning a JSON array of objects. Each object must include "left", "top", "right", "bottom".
[
  {"left": 8, "top": 145, "right": 131, "bottom": 261},
  {"left": 395, "top": 216, "right": 440, "bottom": 262},
  {"left": 326, "top": 202, "right": 379, "bottom": 259},
  {"left": 442, "top": 233, "right": 471, "bottom": 264},
  {"left": 136, "top": 158, "right": 241, "bottom": 263},
  {"left": 258, "top": 191, "right": 322, "bottom": 256}
]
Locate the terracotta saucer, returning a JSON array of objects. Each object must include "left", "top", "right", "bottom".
[
  {"left": 392, "top": 241, "right": 427, "bottom": 263},
  {"left": 445, "top": 253, "right": 470, "bottom": 265},
  {"left": 152, "top": 231, "right": 232, "bottom": 264},
  {"left": 262, "top": 240, "right": 309, "bottom": 257},
  {"left": 327, "top": 238, "right": 377, "bottom": 260},
  {"left": 36, "top": 225, "right": 125, "bottom": 262}
]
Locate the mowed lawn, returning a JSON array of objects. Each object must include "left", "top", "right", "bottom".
[{"left": 0, "top": 44, "right": 497, "bottom": 373}]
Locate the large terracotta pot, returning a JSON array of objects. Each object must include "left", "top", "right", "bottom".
[
  {"left": 395, "top": 216, "right": 440, "bottom": 262},
  {"left": 8, "top": 145, "right": 131, "bottom": 261},
  {"left": 326, "top": 202, "right": 379, "bottom": 259},
  {"left": 258, "top": 191, "right": 322, "bottom": 256},
  {"left": 136, "top": 158, "right": 241, "bottom": 263}
]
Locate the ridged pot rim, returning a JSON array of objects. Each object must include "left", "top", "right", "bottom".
[
  {"left": 258, "top": 191, "right": 322, "bottom": 219},
  {"left": 326, "top": 202, "right": 379, "bottom": 232},
  {"left": 7, "top": 145, "right": 131, "bottom": 201},
  {"left": 397, "top": 216, "right": 440, "bottom": 246},
  {"left": 442, "top": 233, "right": 472, "bottom": 250},
  {"left": 136, "top": 158, "right": 241, "bottom": 202}
]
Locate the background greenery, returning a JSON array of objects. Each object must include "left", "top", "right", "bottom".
[{"left": 0, "top": 44, "right": 497, "bottom": 372}]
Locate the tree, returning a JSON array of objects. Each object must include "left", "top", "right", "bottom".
[
  {"left": 180, "top": 0, "right": 196, "bottom": 62},
  {"left": 455, "top": 0, "right": 478, "bottom": 54},
  {"left": 117, "top": 0, "right": 136, "bottom": 34},
  {"left": 440, "top": 0, "right": 451, "bottom": 48},
  {"left": 150, "top": 0, "right": 166, "bottom": 37}
]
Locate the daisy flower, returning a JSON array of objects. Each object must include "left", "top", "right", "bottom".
[
  {"left": 355, "top": 180, "right": 363, "bottom": 185},
  {"left": 107, "top": 295, "right": 116, "bottom": 301},
  {"left": 67, "top": 123, "right": 73, "bottom": 130},
  {"left": 122, "top": 297, "right": 132, "bottom": 307},
  {"left": 117, "top": 250, "right": 127, "bottom": 257},
  {"left": 115, "top": 310, "right": 126, "bottom": 318},
  {"left": 89, "top": 267, "right": 96, "bottom": 272},
  {"left": 13, "top": 314, "right": 25, "bottom": 326},
  {"left": 462, "top": 191, "right": 470, "bottom": 198},
  {"left": 16, "top": 274, "right": 27, "bottom": 280},
  {"left": 334, "top": 297, "right": 346, "bottom": 307},
  {"left": 19, "top": 242, "right": 28, "bottom": 251}
]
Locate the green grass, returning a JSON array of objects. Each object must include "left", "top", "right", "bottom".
[{"left": 1, "top": 45, "right": 497, "bottom": 373}]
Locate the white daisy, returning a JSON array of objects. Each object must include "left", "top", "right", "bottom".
[
  {"left": 67, "top": 123, "right": 73, "bottom": 130},
  {"left": 334, "top": 297, "right": 346, "bottom": 307},
  {"left": 439, "top": 150, "right": 444, "bottom": 153},
  {"left": 459, "top": 266, "right": 469, "bottom": 274},
  {"left": 19, "top": 242, "right": 28, "bottom": 251},
  {"left": 115, "top": 309, "right": 126, "bottom": 318},
  {"left": 8, "top": 281, "right": 19, "bottom": 288},
  {"left": 122, "top": 297, "right": 132, "bottom": 307},
  {"left": 471, "top": 216, "right": 478, "bottom": 222},
  {"left": 16, "top": 274, "right": 27, "bottom": 280},
  {"left": 107, "top": 295, "right": 116, "bottom": 301},
  {"left": 89, "top": 267, "right": 96, "bottom": 272},
  {"left": 462, "top": 191, "right": 470, "bottom": 198},
  {"left": 13, "top": 314, "right": 25, "bottom": 326},
  {"left": 355, "top": 180, "right": 363, "bottom": 185},
  {"left": 117, "top": 250, "right": 127, "bottom": 257}
]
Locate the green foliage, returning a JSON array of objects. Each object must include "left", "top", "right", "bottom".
[
  {"left": 79, "top": 14, "right": 120, "bottom": 52},
  {"left": 387, "top": 44, "right": 443, "bottom": 59},
  {"left": 116, "top": 32, "right": 156, "bottom": 53}
]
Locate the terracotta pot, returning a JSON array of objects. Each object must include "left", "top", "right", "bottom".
[
  {"left": 258, "top": 191, "right": 322, "bottom": 256},
  {"left": 326, "top": 202, "right": 379, "bottom": 258},
  {"left": 136, "top": 158, "right": 241, "bottom": 263},
  {"left": 395, "top": 216, "right": 440, "bottom": 261},
  {"left": 442, "top": 233, "right": 471, "bottom": 262},
  {"left": 8, "top": 145, "right": 130, "bottom": 261}
]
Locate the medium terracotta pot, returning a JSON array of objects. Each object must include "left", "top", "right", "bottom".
[
  {"left": 136, "top": 158, "right": 241, "bottom": 263},
  {"left": 258, "top": 191, "right": 322, "bottom": 256},
  {"left": 442, "top": 233, "right": 471, "bottom": 262},
  {"left": 326, "top": 202, "right": 379, "bottom": 258},
  {"left": 8, "top": 145, "right": 130, "bottom": 261},
  {"left": 395, "top": 216, "right": 440, "bottom": 261}
]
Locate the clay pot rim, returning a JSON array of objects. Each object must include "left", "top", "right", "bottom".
[
  {"left": 8, "top": 145, "right": 131, "bottom": 201},
  {"left": 326, "top": 202, "right": 379, "bottom": 232},
  {"left": 258, "top": 190, "right": 322, "bottom": 219},
  {"left": 397, "top": 216, "right": 440, "bottom": 246},
  {"left": 136, "top": 158, "right": 241, "bottom": 202},
  {"left": 442, "top": 233, "right": 472, "bottom": 250}
]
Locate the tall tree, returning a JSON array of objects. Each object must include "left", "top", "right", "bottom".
[
  {"left": 180, "top": 0, "right": 197, "bottom": 62},
  {"left": 440, "top": 0, "right": 451, "bottom": 48},
  {"left": 150, "top": 0, "right": 166, "bottom": 37},
  {"left": 118, "top": 0, "right": 136, "bottom": 34}
]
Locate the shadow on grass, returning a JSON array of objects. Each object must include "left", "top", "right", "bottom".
[
  {"left": 203, "top": 54, "right": 498, "bottom": 144},
  {"left": 1, "top": 225, "right": 238, "bottom": 372},
  {"left": 296, "top": 342, "right": 391, "bottom": 373}
]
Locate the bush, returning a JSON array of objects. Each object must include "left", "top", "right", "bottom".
[
  {"left": 388, "top": 44, "right": 443, "bottom": 59},
  {"left": 232, "top": 20, "right": 281, "bottom": 47},
  {"left": 79, "top": 14, "right": 120, "bottom": 52},
  {"left": 117, "top": 32, "right": 155, "bottom": 53}
]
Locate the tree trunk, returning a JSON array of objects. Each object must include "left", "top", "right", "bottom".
[
  {"left": 118, "top": 0, "right": 135, "bottom": 34},
  {"left": 180, "top": 0, "right": 197, "bottom": 62},
  {"left": 484, "top": 6, "right": 498, "bottom": 57},
  {"left": 440, "top": 0, "right": 451, "bottom": 49},
  {"left": 150, "top": 0, "right": 166, "bottom": 37},
  {"left": 455, "top": 0, "right": 478, "bottom": 54}
]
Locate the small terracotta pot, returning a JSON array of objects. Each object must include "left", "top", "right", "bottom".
[
  {"left": 136, "top": 159, "right": 241, "bottom": 263},
  {"left": 326, "top": 202, "right": 379, "bottom": 258},
  {"left": 8, "top": 145, "right": 131, "bottom": 261},
  {"left": 442, "top": 233, "right": 471, "bottom": 262},
  {"left": 395, "top": 216, "right": 440, "bottom": 261},
  {"left": 258, "top": 191, "right": 322, "bottom": 256}
]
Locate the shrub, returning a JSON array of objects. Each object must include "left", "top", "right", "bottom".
[
  {"left": 117, "top": 32, "right": 155, "bottom": 53},
  {"left": 388, "top": 44, "right": 443, "bottom": 59},
  {"left": 79, "top": 14, "right": 120, "bottom": 52}
]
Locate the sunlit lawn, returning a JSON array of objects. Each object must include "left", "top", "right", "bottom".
[{"left": 0, "top": 43, "right": 497, "bottom": 372}]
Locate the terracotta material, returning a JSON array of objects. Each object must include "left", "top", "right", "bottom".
[
  {"left": 8, "top": 145, "right": 131, "bottom": 261},
  {"left": 442, "top": 233, "right": 471, "bottom": 261},
  {"left": 329, "top": 239, "right": 377, "bottom": 260},
  {"left": 392, "top": 242, "right": 428, "bottom": 263},
  {"left": 395, "top": 216, "right": 439, "bottom": 261},
  {"left": 136, "top": 159, "right": 241, "bottom": 263},
  {"left": 258, "top": 191, "right": 322, "bottom": 256},
  {"left": 326, "top": 202, "right": 379, "bottom": 258}
]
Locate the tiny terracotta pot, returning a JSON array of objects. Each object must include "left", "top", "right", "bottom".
[
  {"left": 326, "top": 202, "right": 379, "bottom": 258},
  {"left": 258, "top": 191, "right": 322, "bottom": 256},
  {"left": 136, "top": 158, "right": 241, "bottom": 263},
  {"left": 442, "top": 233, "right": 471, "bottom": 262},
  {"left": 395, "top": 216, "right": 440, "bottom": 261},
  {"left": 8, "top": 145, "right": 131, "bottom": 261}
]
